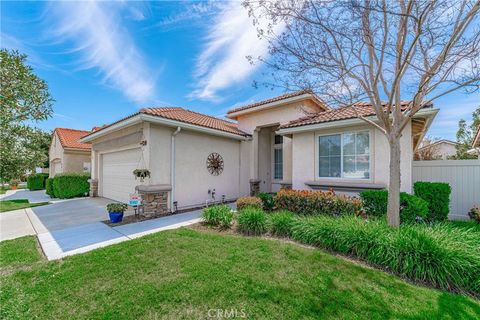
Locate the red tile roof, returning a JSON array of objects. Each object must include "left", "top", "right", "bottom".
[
  {"left": 54, "top": 128, "right": 91, "bottom": 149},
  {"left": 279, "top": 101, "right": 432, "bottom": 129},
  {"left": 140, "top": 107, "right": 248, "bottom": 136},
  {"left": 226, "top": 90, "right": 328, "bottom": 115},
  {"left": 82, "top": 107, "right": 249, "bottom": 140}
]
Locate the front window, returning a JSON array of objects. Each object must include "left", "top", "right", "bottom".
[
  {"left": 273, "top": 135, "right": 283, "bottom": 180},
  {"left": 318, "top": 131, "right": 370, "bottom": 179}
]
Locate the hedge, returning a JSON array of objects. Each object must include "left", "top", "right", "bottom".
[
  {"left": 45, "top": 178, "right": 55, "bottom": 197},
  {"left": 52, "top": 173, "right": 90, "bottom": 199},
  {"left": 360, "top": 190, "right": 428, "bottom": 223},
  {"left": 291, "top": 215, "right": 480, "bottom": 296},
  {"left": 414, "top": 182, "right": 451, "bottom": 222},
  {"left": 26, "top": 173, "right": 49, "bottom": 191},
  {"left": 275, "top": 189, "right": 362, "bottom": 216}
]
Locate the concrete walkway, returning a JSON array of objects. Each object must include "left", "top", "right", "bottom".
[
  {"left": 0, "top": 189, "right": 52, "bottom": 203},
  {"left": 0, "top": 209, "right": 36, "bottom": 241}
]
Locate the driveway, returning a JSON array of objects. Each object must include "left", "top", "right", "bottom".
[
  {"left": 1, "top": 195, "right": 204, "bottom": 260},
  {"left": 29, "top": 197, "right": 129, "bottom": 233},
  {"left": 0, "top": 189, "right": 52, "bottom": 203}
]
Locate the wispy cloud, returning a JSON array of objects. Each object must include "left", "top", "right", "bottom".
[
  {"left": 45, "top": 1, "right": 155, "bottom": 103},
  {"left": 155, "top": 2, "right": 218, "bottom": 29},
  {"left": 190, "top": 2, "right": 285, "bottom": 101}
]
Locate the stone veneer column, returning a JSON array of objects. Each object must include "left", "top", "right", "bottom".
[
  {"left": 249, "top": 179, "right": 260, "bottom": 196},
  {"left": 135, "top": 184, "right": 172, "bottom": 217},
  {"left": 89, "top": 179, "right": 98, "bottom": 197}
]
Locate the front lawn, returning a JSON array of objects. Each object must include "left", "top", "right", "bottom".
[
  {"left": 0, "top": 236, "right": 43, "bottom": 268},
  {"left": 1, "top": 229, "right": 479, "bottom": 319},
  {"left": 0, "top": 199, "right": 49, "bottom": 213}
]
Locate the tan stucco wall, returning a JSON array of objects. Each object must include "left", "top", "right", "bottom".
[
  {"left": 148, "top": 125, "right": 172, "bottom": 185},
  {"left": 63, "top": 151, "right": 91, "bottom": 173},
  {"left": 173, "top": 130, "right": 244, "bottom": 208},
  {"left": 291, "top": 121, "right": 413, "bottom": 193},
  {"left": 236, "top": 100, "right": 323, "bottom": 134},
  {"left": 49, "top": 133, "right": 64, "bottom": 176}
]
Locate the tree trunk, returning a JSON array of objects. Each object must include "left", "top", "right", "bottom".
[{"left": 387, "top": 137, "right": 401, "bottom": 227}]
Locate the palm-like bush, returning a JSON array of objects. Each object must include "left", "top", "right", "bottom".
[
  {"left": 237, "top": 207, "right": 267, "bottom": 236},
  {"left": 269, "top": 210, "right": 296, "bottom": 237},
  {"left": 291, "top": 216, "right": 480, "bottom": 296},
  {"left": 202, "top": 205, "right": 233, "bottom": 229}
]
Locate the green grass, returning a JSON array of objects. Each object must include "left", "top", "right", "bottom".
[
  {"left": 0, "top": 199, "right": 49, "bottom": 213},
  {"left": 0, "top": 236, "right": 43, "bottom": 268},
  {"left": 1, "top": 229, "right": 479, "bottom": 319}
]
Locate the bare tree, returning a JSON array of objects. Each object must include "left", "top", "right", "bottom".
[{"left": 244, "top": 0, "right": 480, "bottom": 226}]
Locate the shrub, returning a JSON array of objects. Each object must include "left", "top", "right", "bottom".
[
  {"left": 360, "top": 190, "right": 428, "bottom": 223},
  {"left": 236, "top": 196, "right": 263, "bottom": 211},
  {"left": 414, "top": 182, "right": 451, "bottom": 222},
  {"left": 258, "top": 192, "right": 276, "bottom": 211},
  {"left": 269, "top": 210, "right": 296, "bottom": 237},
  {"left": 275, "top": 189, "right": 362, "bottom": 216},
  {"left": 202, "top": 205, "right": 233, "bottom": 229},
  {"left": 106, "top": 203, "right": 128, "bottom": 213},
  {"left": 400, "top": 193, "right": 428, "bottom": 223},
  {"left": 237, "top": 207, "right": 267, "bottom": 236},
  {"left": 359, "top": 190, "right": 388, "bottom": 217},
  {"left": 26, "top": 173, "right": 48, "bottom": 191},
  {"left": 45, "top": 178, "right": 55, "bottom": 197},
  {"left": 468, "top": 207, "right": 480, "bottom": 224},
  {"left": 291, "top": 215, "right": 480, "bottom": 295},
  {"left": 52, "top": 173, "right": 90, "bottom": 199}
]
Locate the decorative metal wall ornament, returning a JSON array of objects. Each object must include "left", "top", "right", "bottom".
[{"left": 206, "top": 152, "right": 224, "bottom": 176}]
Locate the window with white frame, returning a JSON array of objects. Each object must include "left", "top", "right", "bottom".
[
  {"left": 318, "top": 131, "right": 370, "bottom": 179},
  {"left": 273, "top": 135, "right": 283, "bottom": 180}
]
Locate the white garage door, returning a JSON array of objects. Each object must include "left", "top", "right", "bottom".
[{"left": 101, "top": 148, "right": 140, "bottom": 202}]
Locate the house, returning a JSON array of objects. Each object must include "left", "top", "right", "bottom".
[
  {"left": 80, "top": 91, "right": 438, "bottom": 213},
  {"left": 415, "top": 139, "right": 458, "bottom": 160},
  {"left": 49, "top": 128, "right": 92, "bottom": 177}
]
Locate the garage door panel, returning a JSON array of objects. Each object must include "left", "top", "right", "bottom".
[{"left": 101, "top": 148, "right": 140, "bottom": 202}]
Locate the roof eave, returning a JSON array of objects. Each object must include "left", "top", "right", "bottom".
[
  {"left": 277, "top": 108, "right": 439, "bottom": 135},
  {"left": 80, "top": 113, "right": 249, "bottom": 143},
  {"left": 226, "top": 93, "right": 328, "bottom": 119}
]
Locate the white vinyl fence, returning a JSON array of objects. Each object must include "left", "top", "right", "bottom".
[{"left": 412, "top": 160, "right": 480, "bottom": 220}]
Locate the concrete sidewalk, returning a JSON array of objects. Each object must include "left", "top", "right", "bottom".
[{"left": 0, "top": 209, "right": 36, "bottom": 241}]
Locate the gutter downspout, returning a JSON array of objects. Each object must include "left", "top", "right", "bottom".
[{"left": 170, "top": 127, "right": 182, "bottom": 210}]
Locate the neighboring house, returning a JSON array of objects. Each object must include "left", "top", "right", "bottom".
[
  {"left": 80, "top": 91, "right": 438, "bottom": 212},
  {"left": 415, "top": 139, "right": 458, "bottom": 160},
  {"left": 49, "top": 128, "right": 92, "bottom": 177},
  {"left": 468, "top": 125, "right": 480, "bottom": 158}
]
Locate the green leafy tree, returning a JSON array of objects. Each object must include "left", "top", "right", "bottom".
[
  {"left": 454, "top": 107, "right": 480, "bottom": 159},
  {"left": 0, "top": 49, "right": 54, "bottom": 183}
]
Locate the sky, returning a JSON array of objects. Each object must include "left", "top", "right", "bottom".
[{"left": 1, "top": 0, "right": 478, "bottom": 141}]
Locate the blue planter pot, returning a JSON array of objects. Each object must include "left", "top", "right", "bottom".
[{"left": 109, "top": 211, "right": 124, "bottom": 223}]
